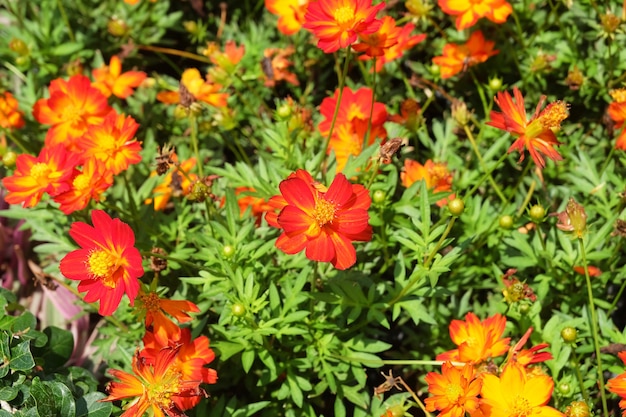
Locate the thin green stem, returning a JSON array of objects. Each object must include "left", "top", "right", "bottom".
[
  {"left": 363, "top": 58, "right": 376, "bottom": 149},
  {"left": 463, "top": 125, "right": 507, "bottom": 203},
  {"left": 579, "top": 238, "right": 609, "bottom": 417},
  {"left": 55, "top": 0, "right": 75, "bottom": 42},
  {"left": 463, "top": 153, "right": 508, "bottom": 200},
  {"left": 397, "top": 378, "right": 433, "bottom": 417},
  {"left": 571, "top": 349, "right": 590, "bottom": 403},
  {"left": 189, "top": 115, "right": 203, "bottom": 177},
  {"left": 2, "top": 128, "right": 30, "bottom": 154},
  {"left": 424, "top": 217, "right": 456, "bottom": 269},
  {"left": 599, "top": 145, "right": 616, "bottom": 176},
  {"left": 516, "top": 179, "right": 536, "bottom": 218}
]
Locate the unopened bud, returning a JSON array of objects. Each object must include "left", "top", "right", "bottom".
[
  {"left": 451, "top": 100, "right": 471, "bottom": 127},
  {"left": 566, "top": 198, "right": 586, "bottom": 238},
  {"left": 9, "top": 38, "right": 29, "bottom": 56},
  {"left": 107, "top": 17, "right": 129, "bottom": 37},
  {"left": 565, "top": 401, "right": 590, "bottom": 417}
]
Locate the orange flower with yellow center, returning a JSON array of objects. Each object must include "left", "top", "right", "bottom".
[
  {"left": 353, "top": 15, "right": 400, "bottom": 58},
  {"left": 60, "top": 210, "right": 143, "bottom": 316},
  {"left": 437, "top": 312, "right": 510, "bottom": 364},
  {"left": 479, "top": 362, "right": 564, "bottom": 417},
  {"left": 425, "top": 362, "right": 482, "bottom": 417},
  {"left": 303, "top": 0, "right": 385, "bottom": 53},
  {"left": 438, "top": 0, "right": 512, "bottom": 30},
  {"left": 156, "top": 68, "right": 228, "bottom": 108},
  {"left": 92, "top": 55, "right": 147, "bottom": 99},
  {"left": 136, "top": 291, "right": 200, "bottom": 346},
  {"left": 432, "top": 30, "right": 498, "bottom": 79},
  {"left": 2, "top": 144, "right": 80, "bottom": 208},
  {"left": 265, "top": 0, "right": 310, "bottom": 35},
  {"left": 0, "top": 91, "right": 25, "bottom": 130},
  {"left": 361, "top": 21, "right": 426, "bottom": 72},
  {"left": 53, "top": 158, "right": 113, "bottom": 214},
  {"left": 488, "top": 87, "right": 568, "bottom": 169}
]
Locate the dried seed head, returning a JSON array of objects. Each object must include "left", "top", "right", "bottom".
[{"left": 149, "top": 247, "right": 168, "bottom": 272}]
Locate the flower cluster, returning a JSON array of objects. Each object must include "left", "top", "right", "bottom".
[
  {"left": 426, "top": 312, "right": 561, "bottom": 417},
  {"left": 3, "top": 73, "right": 144, "bottom": 214},
  {"left": 608, "top": 88, "right": 626, "bottom": 150},
  {"left": 438, "top": 0, "right": 512, "bottom": 30}
]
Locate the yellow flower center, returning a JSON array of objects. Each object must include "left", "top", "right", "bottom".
[
  {"left": 333, "top": 6, "right": 355, "bottom": 26},
  {"left": 511, "top": 395, "right": 532, "bottom": 417},
  {"left": 346, "top": 103, "right": 366, "bottom": 121},
  {"left": 146, "top": 369, "right": 183, "bottom": 410},
  {"left": 313, "top": 198, "right": 336, "bottom": 227},
  {"left": 30, "top": 162, "right": 51, "bottom": 181},
  {"left": 87, "top": 249, "right": 118, "bottom": 287},
  {"left": 444, "top": 383, "right": 463, "bottom": 404},
  {"left": 610, "top": 88, "right": 626, "bottom": 103},
  {"left": 72, "top": 173, "right": 90, "bottom": 192},
  {"left": 539, "top": 101, "right": 568, "bottom": 128}
]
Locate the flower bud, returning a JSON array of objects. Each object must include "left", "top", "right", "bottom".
[
  {"left": 107, "top": 17, "right": 129, "bottom": 37},
  {"left": 2, "top": 151, "right": 17, "bottom": 168},
  {"left": 566, "top": 198, "right": 586, "bottom": 238},
  {"left": 231, "top": 303, "right": 246, "bottom": 317},
  {"left": 372, "top": 190, "right": 386, "bottom": 204},
  {"left": 565, "top": 401, "right": 590, "bottom": 417},
  {"left": 560, "top": 327, "right": 577, "bottom": 344},
  {"left": 488, "top": 77, "right": 503, "bottom": 91},
  {"left": 529, "top": 204, "right": 545, "bottom": 223},
  {"left": 9, "top": 38, "right": 29, "bottom": 56},
  {"left": 499, "top": 215, "right": 514, "bottom": 229},
  {"left": 223, "top": 244, "right": 235, "bottom": 259},
  {"left": 448, "top": 198, "right": 465, "bottom": 216},
  {"left": 451, "top": 100, "right": 471, "bottom": 127}
]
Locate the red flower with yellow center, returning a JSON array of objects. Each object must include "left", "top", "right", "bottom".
[
  {"left": 2, "top": 145, "right": 80, "bottom": 208},
  {"left": 32, "top": 75, "right": 112, "bottom": 151},
  {"left": 479, "top": 362, "right": 564, "bottom": 417},
  {"left": 437, "top": 312, "right": 510, "bottom": 364},
  {"left": 105, "top": 347, "right": 207, "bottom": 417},
  {"left": 270, "top": 169, "right": 372, "bottom": 270},
  {"left": 438, "top": 0, "right": 512, "bottom": 30},
  {"left": 353, "top": 15, "right": 400, "bottom": 58},
  {"left": 136, "top": 291, "right": 200, "bottom": 346},
  {"left": 432, "top": 31, "right": 498, "bottom": 79},
  {"left": 487, "top": 87, "right": 569, "bottom": 169},
  {"left": 77, "top": 112, "right": 142, "bottom": 175},
  {"left": 156, "top": 68, "right": 228, "bottom": 108},
  {"left": 425, "top": 362, "right": 482, "bottom": 417},
  {"left": 59, "top": 210, "right": 143, "bottom": 316},
  {"left": 92, "top": 55, "right": 147, "bottom": 99},
  {"left": 303, "top": 0, "right": 385, "bottom": 53},
  {"left": 0, "top": 91, "right": 25, "bottom": 129},
  {"left": 401, "top": 159, "right": 454, "bottom": 207},
  {"left": 53, "top": 158, "right": 113, "bottom": 214},
  {"left": 607, "top": 351, "right": 626, "bottom": 416},
  {"left": 265, "top": 0, "right": 310, "bottom": 35}
]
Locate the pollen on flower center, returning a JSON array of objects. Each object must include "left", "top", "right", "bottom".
[
  {"left": 511, "top": 395, "right": 532, "bottom": 417},
  {"left": 87, "top": 249, "right": 118, "bottom": 283},
  {"left": 539, "top": 101, "right": 568, "bottom": 128},
  {"left": 73, "top": 174, "right": 91, "bottom": 191},
  {"left": 30, "top": 162, "right": 51, "bottom": 180},
  {"left": 146, "top": 371, "right": 182, "bottom": 409},
  {"left": 140, "top": 292, "right": 161, "bottom": 313},
  {"left": 444, "top": 383, "right": 463, "bottom": 403},
  {"left": 333, "top": 6, "right": 355, "bottom": 26},
  {"left": 610, "top": 88, "right": 626, "bottom": 103},
  {"left": 313, "top": 198, "right": 337, "bottom": 227}
]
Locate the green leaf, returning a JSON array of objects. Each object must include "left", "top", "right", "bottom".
[
  {"left": 241, "top": 349, "right": 255, "bottom": 373},
  {"left": 10, "top": 340, "right": 35, "bottom": 372},
  {"left": 75, "top": 392, "right": 111, "bottom": 417},
  {"left": 31, "top": 326, "right": 74, "bottom": 370},
  {"left": 0, "top": 386, "right": 19, "bottom": 401},
  {"left": 30, "top": 378, "right": 76, "bottom": 417},
  {"left": 49, "top": 42, "right": 84, "bottom": 56}
]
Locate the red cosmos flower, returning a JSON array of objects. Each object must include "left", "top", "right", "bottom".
[
  {"left": 352, "top": 16, "right": 400, "bottom": 58},
  {"left": 607, "top": 351, "right": 626, "bottom": 416},
  {"left": 363, "top": 21, "right": 426, "bottom": 72},
  {"left": 269, "top": 169, "right": 372, "bottom": 270},
  {"left": 77, "top": 112, "right": 142, "bottom": 175},
  {"left": 0, "top": 91, "right": 25, "bottom": 129},
  {"left": 303, "top": 0, "right": 385, "bottom": 53},
  {"left": 53, "top": 158, "right": 114, "bottom": 214},
  {"left": 425, "top": 362, "right": 482, "bottom": 417},
  {"left": 105, "top": 347, "right": 208, "bottom": 417},
  {"left": 266, "top": 0, "right": 310, "bottom": 35},
  {"left": 59, "top": 210, "right": 143, "bottom": 316},
  {"left": 157, "top": 68, "right": 228, "bottom": 108},
  {"left": 432, "top": 31, "right": 498, "bottom": 79},
  {"left": 2, "top": 145, "right": 80, "bottom": 208},
  {"left": 487, "top": 87, "right": 569, "bottom": 169},
  {"left": 92, "top": 55, "right": 147, "bottom": 99},
  {"left": 32, "top": 75, "right": 112, "bottom": 151},
  {"left": 437, "top": 312, "right": 511, "bottom": 364},
  {"left": 438, "top": 0, "right": 512, "bottom": 30},
  {"left": 136, "top": 291, "right": 200, "bottom": 347},
  {"left": 401, "top": 159, "right": 454, "bottom": 207}
]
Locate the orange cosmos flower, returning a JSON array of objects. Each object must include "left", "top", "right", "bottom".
[
  {"left": 401, "top": 159, "right": 454, "bottom": 207},
  {"left": 487, "top": 87, "right": 569, "bottom": 169},
  {"left": 105, "top": 347, "right": 208, "bottom": 417},
  {"left": 32, "top": 75, "right": 112, "bottom": 151},
  {"left": 573, "top": 265, "right": 602, "bottom": 277},
  {"left": 607, "top": 351, "right": 626, "bottom": 416},
  {"left": 608, "top": 88, "right": 626, "bottom": 150},
  {"left": 77, "top": 112, "right": 142, "bottom": 175},
  {"left": 479, "top": 362, "right": 564, "bottom": 417},
  {"left": 59, "top": 210, "right": 144, "bottom": 316},
  {"left": 433, "top": 31, "right": 498, "bottom": 79},
  {"left": 0, "top": 91, "right": 25, "bottom": 129},
  {"left": 265, "top": 0, "right": 310, "bottom": 35},
  {"left": 353, "top": 15, "right": 400, "bottom": 58},
  {"left": 53, "top": 158, "right": 114, "bottom": 214},
  {"left": 234, "top": 187, "right": 274, "bottom": 226},
  {"left": 438, "top": 0, "right": 512, "bottom": 30},
  {"left": 147, "top": 156, "right": 198, "bottom": 211},
  {"left": 270, "top": 169, "right": 372, "bottom": 270},
  {"left": 437, "top": 312, "right": 510, "bottom": 364},
  {"left": 364, "top": 22, "right": 426, "bottom": 72},
  {"left": 136, "top": 291, "right": 200, "bottom": 347},
  {"left": 156, "top": 68, "right": 228, "bottom": 108},
  {"left": 92, "top": 55, "right": 147, "bottom": 99},
  {"left": 303, "top": 0, "right": 385, "bottom": 53},
  {"left": 425, "top": 362, "right": 482, "bottom": 417},
  {"left": 2, "top": 145, "right": 80, "bottom": 208},
  {"left": 263, "top": 46, "right": 300, "bottom": 87},
  {"left": 319, "top": 87, "right": 387, "bottom": 139},
  {"left": 328, "top": 123, "right": 374, "bottom": 172},
  {"left": 507, "top": 327, "right": 552, "bottom": 367}
]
